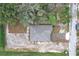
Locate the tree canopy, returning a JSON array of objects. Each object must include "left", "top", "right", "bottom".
[
  {"left": 0, "top": 3, "right": 70, "bottom": 26},
  {"left": 0, "top": 4, "right": 18, "bottom": 25}
]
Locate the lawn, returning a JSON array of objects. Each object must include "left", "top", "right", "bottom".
[
  {"left": 76, "top": 48, "right": 79, "bottom": 56},
  {"left": 0, "top": 48, "right": 67, "bottom": 56},
  {"left": 0, "top": 50, "right": 66, "bottom": 56},
  {"left": 0, "top": 25, "right": 5, "bottom": 48}
]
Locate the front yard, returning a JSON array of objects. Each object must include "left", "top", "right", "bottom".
[{"left": 0, "top": 50, "right": 66, "bottom": 56}]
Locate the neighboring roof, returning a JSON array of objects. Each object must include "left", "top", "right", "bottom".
[
  {"left": 30, "top": 25, "right": 52, "bottom": 41},
  {"left": 8, "top": 23, "right": 27, "bottom": 33},
  {"left": 51, "top": 33, "right": 68, "bottom": 42}
]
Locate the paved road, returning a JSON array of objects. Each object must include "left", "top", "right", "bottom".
[{"left": 69, "top": 3, "right": 77, "bottom": 56}]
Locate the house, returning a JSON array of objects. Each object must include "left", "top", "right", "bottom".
[{"left": 5, "top": 20, "right": 69, "bottom": 52}]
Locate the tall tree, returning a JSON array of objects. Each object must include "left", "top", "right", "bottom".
[{"left": 0, "top": 4, "right": 18, "bottom": 25}]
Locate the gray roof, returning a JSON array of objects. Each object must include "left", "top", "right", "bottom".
[{"left": 29, "top": 25, "right": 52, "bottom": 41}]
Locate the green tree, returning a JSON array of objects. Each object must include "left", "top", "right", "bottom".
[
  {"left": 0, "top": 3, "right": 70, "bottom": 26},
  {"left": 59, "top": 4, "right": 70, "bottom": 24},
  {"left": 0, "top": 4, "right": 19, "bottom": 25},
  {"left": 18, "top": 4, "right": 51, "bottom": 26}
]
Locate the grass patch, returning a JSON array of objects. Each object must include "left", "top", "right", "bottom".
[
  {"left": 0, "top": 25, "right": 5, "bottom": 48},
  {"left": 0, "top": 49, "right": 67, "bottom": 56},
  {"left": 0, "top": 51, "right": 66, "bottom": 56},
  {"left": 76, "top": 48, "right": 79, "bottom": 56}
]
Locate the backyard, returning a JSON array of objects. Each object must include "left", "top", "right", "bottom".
[
  {"left": 0, "top": 3, "right": 71, "bottom": 56},
  {"left": 0, "top": 24, "right": 67, "bottom": 56},
  {"left": 0, "top": 3, "right": 79, "bottom": 56}
]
